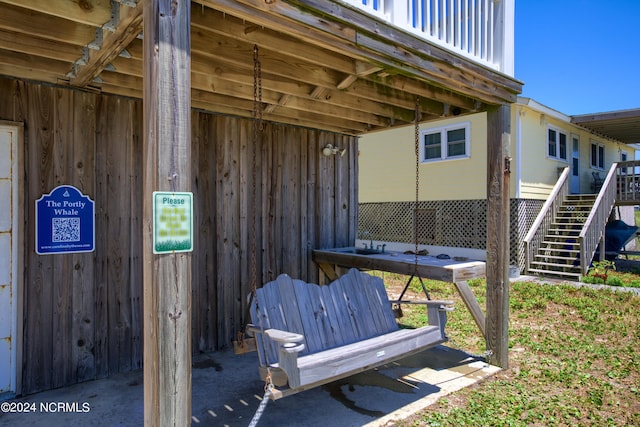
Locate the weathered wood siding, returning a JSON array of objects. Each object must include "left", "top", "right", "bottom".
[{"left": 0, "top": 77, "right": 357, "bottom": 394}]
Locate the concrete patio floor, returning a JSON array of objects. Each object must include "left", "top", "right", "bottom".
[{"left": 0, "top": 345, "right": 499, "bottom": 427}]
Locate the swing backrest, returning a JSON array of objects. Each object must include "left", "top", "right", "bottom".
[{"left": 251, "top": 268, "right": 399, "bottom": 365}]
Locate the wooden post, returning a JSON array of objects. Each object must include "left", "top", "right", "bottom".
[
  {"left": 142, "top": 1, "right": 192, "bottom": 426},
  {"left": 485, "top": 104, "right": 511, "bottom": 368}
]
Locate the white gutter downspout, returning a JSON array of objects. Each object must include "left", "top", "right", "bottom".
[{"left": 515, "top": 106, "right": 523, "bottom": 198}]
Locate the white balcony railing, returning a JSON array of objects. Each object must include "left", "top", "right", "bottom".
[{"left": 344, "top": 0, "right": 515, "bottom": 75}]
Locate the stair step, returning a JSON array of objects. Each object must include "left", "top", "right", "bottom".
[
  {"left": 541, "top": 243, "right": 580, "bottom": 249},
  {"left": 565, "top": 195, "right": 597, "bottom": 200},
  {"left": 533, "top": 254, "right": 579, "bottom": 262},
  {"left": 548, "top": 225, "right": 582, "bottom": 230},
  {"left": 550, "top": 225, "right": 583, "bottom": 231},
  {"left": 543, "top": 233, "right": 580, "bottom": 243},
  {"left": 559, "top": 205, "right": 593, "bottom": 210},
  {"left": 561, "top": 204, "right": 595, "bottom": 208},
  {"left": 554, "top": 213, "right": 589, "bottom": 219},
  {"left": 536, "top": 251, "right": 580, "bottom": 257},
  {"left": 562, "top": 198, "right": 595, "bottom": 203},
  {"left": 560, "top": 204, "right": 595, "bottom": 209},
  {"left": 536, "top": 255, "right": 580, "bottom": 260},
  {"left": 555, "top": 214, "right": 588, "bottom": 219},
  {"left": 527, "top": 268, "right": 582, "bottom": 279},
  {"left": 530, "top": 260, "right": 581, "bottom": 270},
  {"left": 529, "top": 266, "right": 581, "bottom": 275},
  {"left": 542, "top": 241, "right": 579, "bottom": 247},
  {"left": 547, "top": 230, "right": 581, "bottom": 237}
]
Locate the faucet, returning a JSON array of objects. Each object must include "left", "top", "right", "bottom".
[{"left": 360, "top": 231, "right": 374, "bottom": 249}]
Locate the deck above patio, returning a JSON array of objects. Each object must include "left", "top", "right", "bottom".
[
  {"left": 0, "top": 0, "right": 521, "bottom": 135},
  {"left": 343, "top": 0, "right": 514, "bottom": 75}
]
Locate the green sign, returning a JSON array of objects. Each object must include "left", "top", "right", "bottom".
[{"left": 153, "top": 192, "right": 193, "bottom": 254}]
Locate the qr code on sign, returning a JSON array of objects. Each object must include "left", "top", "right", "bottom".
[{"left": 52, "top": 217, "right": 81, "bottom": 242}]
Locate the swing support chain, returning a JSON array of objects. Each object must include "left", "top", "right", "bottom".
[
  {"left": 393, "top": 97, "right": 432, "bottom": 319},
  {"left": 245, "top": 45, "right": 276, "bottom": 427},
  {"left": 233, "top": 45, "right": 263, "bottom": 356},
  {"left": 411, "top": 97, "right": 430, "bottom": 301}
]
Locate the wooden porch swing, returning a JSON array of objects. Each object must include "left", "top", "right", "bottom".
[
  {"left": 248, "top": 269, "right": 453, "bottom": 399},
  {"left": 239, "top": 57, "right": 454, "bottom": 398}
]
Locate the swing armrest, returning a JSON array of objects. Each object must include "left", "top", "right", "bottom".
[
  {"left": 265, "top": 329, "right": 305, "bottom": 345},
  {"left": 247, "top": 324, "right": 306, "bottom": 352}
]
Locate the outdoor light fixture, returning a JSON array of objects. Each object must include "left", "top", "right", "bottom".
[{"left": 322, "top": 144, "right": 346, "bottom": 157}]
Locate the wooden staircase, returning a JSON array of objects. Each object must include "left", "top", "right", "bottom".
[{"left": 527, "top": 194, "right": 597, "bottom": 280}]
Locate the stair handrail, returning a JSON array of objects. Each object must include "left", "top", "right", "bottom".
[
  {"left": 523, "top": 167, "right": 571, "bottom": 273},
  {"left": 578, "top": 163, "right": 618, "bottom": 275}
]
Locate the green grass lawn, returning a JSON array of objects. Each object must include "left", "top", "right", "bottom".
[{"left": 374, "top": 272, "right": 640, "bottom": 427}]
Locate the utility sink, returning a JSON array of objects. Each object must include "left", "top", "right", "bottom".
[
  {"left": 354, "top": 248, "right": 387, "bottom": 255},
  {"left": 329, "top": 247, "right": 388, "bottom": 255}
]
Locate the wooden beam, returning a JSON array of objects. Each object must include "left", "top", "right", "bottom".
[
  {"left": 0, "top": 28, "right": 81, "bottom": 62},
  {"left": 98, "top": 72, "right": 369, "bottom": 135},
  {"left": 71, "top": 1, "right": 144, "bottom": 87},
  {"left": 316, "top": 262, "right": 339, "bottom": 282},
  {"left": 336, "top": 59, "right": 383, "bottom": 91},
  {"left": 189, "top": 71, "right": 390, "bottom": 126},
  {"left": 103, "top": 20, "right": 454, "bottom": 123},
  {"left": 309, "top": 86, "right": 330, "bottom": 100},
  {"left": 485, "top": 104, "right": 511, "bottom": 368},
  {"left": 190, "top": 4, "right": 357, "bottom": 76},
  {"left": 453, "top": 281, "right": 486, "bottom": 339},
  {"left": 113, "top": 32, "right": 421, "bottom": 123},
  {"left": 192, "top": 88, "right": 367, "bottom": 134},
  {"left": 188, "top": 11, "right": 472, "bottom": 114},
  {"left": 264, "top": 93, "right": 291, "bottom": 113},
  {"left": 336, "top": 74, "right": 357, "bottom": 90},
  {"left": 0, "top": 0, "right": 112, "bottom": 27},
  {"left": 356, "top": 60, "right": 383, "bottom": 76},
  {"left": 0, "top": 2, "right": 96, "bottom": 46},
  {"left": 142, "top": 0, "right": 192, "bottom": 426},
  {"left": 0, "top": 47, "right": 72, "bottom": 76},
  {"left": 197, "top": 0, "right": 521, "bottom": 104},
  {"left": 0, "top": 64, "right": 59, "bottom": 85}
]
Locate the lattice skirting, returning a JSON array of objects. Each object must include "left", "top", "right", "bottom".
[{"left": 358, "top": 199, "right": 545, "bottom": 272}]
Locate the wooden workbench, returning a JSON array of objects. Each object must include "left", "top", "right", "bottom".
[{"left": 312, "top": 247, "right": 487, "bottom": 339}]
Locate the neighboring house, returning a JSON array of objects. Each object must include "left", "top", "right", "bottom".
[{"left": 358, "top": 97, "right": 639, "bottom": 275}]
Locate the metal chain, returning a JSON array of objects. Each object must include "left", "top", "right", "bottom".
[
  {"left": 248, "top": 47, "right": 274, "bottom": 426},
  {"left": 250, "top": 44, "right": 262, "bottom": 298},
  {"left": 237, "top": 45, "right": 263, "bottom": 350}
]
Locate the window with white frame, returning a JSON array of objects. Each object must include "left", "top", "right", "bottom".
[
  {"left": 621, "top": 150, "right": 629, "bottom": 174},
  {"left": 547, "top": 127, "right": 568, "bottom": 161},
  {"left": 590, "top": 141, "right": 605, "bottom": 169},
  {"left": 420, "top": 123, "right": 470, "bottom": 162},
  {"left": 621, "top": 151, "right": 628, "bottom": 162}
]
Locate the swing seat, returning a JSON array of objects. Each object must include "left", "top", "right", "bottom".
[{"left": 248, "top": 268, "right": 453, "bottom": 399}]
